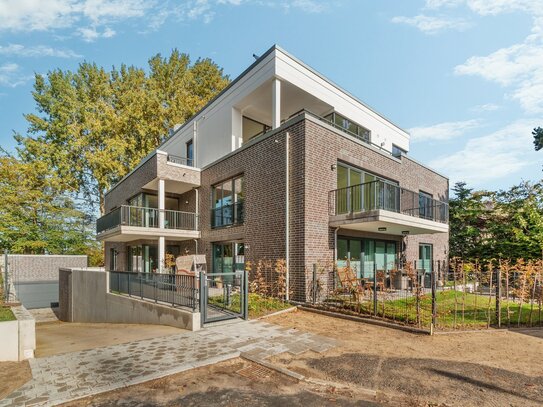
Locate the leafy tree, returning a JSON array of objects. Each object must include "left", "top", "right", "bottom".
[
  {"left": 16, "top": 50, "right": 230, "bottom": 214},
  {"left": 448, "top": 182, "right": 490, "bottom": 259},
  {"left": 0, "top": 155, "right": 100, "bottom": 262},
  {"left": 533, "top": 127, "right": 543, "bottom": 151},
  {"left": 490, "top": 181, "right": 543, "bottom": 260},
  {"left": 450, "top": 180, "right": 543, "bottom": 261}
]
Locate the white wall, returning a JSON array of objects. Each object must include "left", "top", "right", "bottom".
[
  {"left": 160, "top": 47, "right": 410, "bottom": 169},
  {"left": 274, "top": 50, "right": 410, "bottom": 153}
]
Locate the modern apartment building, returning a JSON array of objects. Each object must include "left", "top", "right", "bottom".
[{"left": 97, "top": 45, "right": 449, "bottom": 301}]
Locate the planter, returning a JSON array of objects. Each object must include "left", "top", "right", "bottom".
[{"left": 0, "top": 305, "right": 35, "bottom": 362}]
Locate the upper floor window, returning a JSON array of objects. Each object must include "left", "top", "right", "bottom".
[
  {"left": 392, "top": 144, "right": 407, "bottom": 158},
  {"left": 324, "top": 112, "right": 371, "bottom": 144},
  {"left": 186, "top": 139, "right": 194, "bottom": 166},
  {"left": 242, "top": 116, "right": 270, "bottom": 142},
  {"left": 419, "top": 191, "right": 434, "bottom": 220},
  {"left": 211, "top": 175, "right": 244, "bottom": 228}
]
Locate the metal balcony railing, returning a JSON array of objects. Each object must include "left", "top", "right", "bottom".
[
  {"left": 329, "top": 180, "right": 449, "bottom": 224},
  {"left": 97, "top": 205, "right": 198, "bottom": 234},
  {"left": 167, "top": 154, "right": 193, "bottom": 167}
]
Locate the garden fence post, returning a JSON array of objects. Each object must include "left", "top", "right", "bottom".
[
  {"left": 373, "top": 263, "right": 378, "bottom": 316},
  {"left": 3, "top": 249, "right": 8, "bottom": 303},
  {"left": 431, "top": 266, "right": 437, "bottom": 334},
  {"left": 312, "top": 263, "right": 317, "bottom": 304},
  {"left": 496, "top": 268, "right": 501, "bottom": 328},
  {"left": 243, "top": 269, "right": 249, "bottom": 320}
]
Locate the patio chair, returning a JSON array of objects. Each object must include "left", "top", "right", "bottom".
[{"left": 336, "top": 262, "right": 365, "bottom": 302}]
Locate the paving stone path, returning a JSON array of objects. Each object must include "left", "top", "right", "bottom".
[{"left": 1, "top": 319, "right": 336, "bottom": 406}]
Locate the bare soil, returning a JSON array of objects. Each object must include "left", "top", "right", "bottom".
[
  {"left": 267, "top": 309, "right": 543, "bottom": 406},
  {"left": 0, "top": 361, "right": 31, "bottom": 399},
  {"left": 61, "top": 358, "right": 379, "bottom": 406}
]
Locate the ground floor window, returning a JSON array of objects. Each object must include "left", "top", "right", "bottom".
[
  {"left": 418, "top": 244, "right": 433, "bottom": 274},
  {"left": 127, "top": 244, "right": 179, "bottom": 273},
  {"left": 212, "top": 242, "right": 245, "bottom": 274},
  {"left": 337, "top": 237, "right": 397, "bottom": 278},
  {"left": 109, "top": 248, "right": 118, "bottom": 271}
]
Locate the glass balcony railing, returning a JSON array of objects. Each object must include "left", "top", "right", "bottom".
[
  {"left": 329, "top": 180, "right": 449, "bottom": 224},
  {"left": 96, "top": 205, "right": 198, "bottom": 234}
]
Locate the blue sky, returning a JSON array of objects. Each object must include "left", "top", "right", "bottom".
[{"left": 0, "top": 0, "right": 541, "bottom": 191}]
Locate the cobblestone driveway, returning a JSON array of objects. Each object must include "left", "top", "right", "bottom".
[{"left": 0, "top": 320, "right": 336, "bottom": 406}]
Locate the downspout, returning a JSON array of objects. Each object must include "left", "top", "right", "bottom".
[
  {"left": 193, "top": 121, "right": 197, "bottom": 168},
  {"left": 285, "top": 132, "right": 290, "bottom": 301},
  {"left": 195, "top": 187, "right": 199, "bottom": 255},
  {"left": 334, "top": 227, "right": 340, "bottom": 267}
]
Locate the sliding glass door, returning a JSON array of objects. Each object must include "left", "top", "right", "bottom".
[{"left": 337, "top": 237, "right": 398, "bottom": 279}]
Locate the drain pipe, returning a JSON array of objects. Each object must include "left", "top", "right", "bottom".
[
  {"left": 195, "top": 187, "right": 199, "bottom": 255},
  {"left": 285, "top": 131, "right": 290, "bottom": 301},
  {"left": 334, "top": 227, "right": 340, "bottom": 266}
]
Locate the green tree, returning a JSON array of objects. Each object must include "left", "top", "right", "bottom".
[
  {"left": 0, "top": 155, "right": 100, "bottom": 262},
  {"left": 448, "top": 182, "right": 491, "bottom": 259},
  {"left": 16, "top": 50, "right": 229, "bottom": 214},
  {"left": 533, "top": 127, "right": 543, "bottom": 151},
  {"left": 490, "top": 181, "right": 543, "bottom": 260}
]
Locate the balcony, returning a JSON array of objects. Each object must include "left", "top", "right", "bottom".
[
  {"left": 96, "top": 205, "right": 200, "bottom": 242},
  {"left": 329, "top": 180, "right": 449, "bottom": 235}
]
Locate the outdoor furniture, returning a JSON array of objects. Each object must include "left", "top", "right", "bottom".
[{"left": 336, "top": 262, "right": 365, "bottom": 302}]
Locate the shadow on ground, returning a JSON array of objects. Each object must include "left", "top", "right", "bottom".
[{"left": 307, "top": 353, "right": 543, "bottom": 406}]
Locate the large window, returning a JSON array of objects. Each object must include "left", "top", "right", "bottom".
[
  {"left": 211, "top": 175, "right": 244, "bottom": 228},
  {"left": 337, "top": 237, "right": 397, "bottom": 279},
  {"left": 336, "top": 163, "right": 398, "bottom": 214},
  {"left": 242, "top": 116, "right": 270, "bottom": 142},
  {"left": 324, "top": 112, "right": 371, "bottom": 144},
  {"left": 419, "top": 191, "right": 434, "bottom": 220},
  {"left": 186, "top": 139, "right": 194, "bottom": 166}
]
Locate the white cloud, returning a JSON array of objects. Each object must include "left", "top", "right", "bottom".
[
  {"left": 391, "top": 14, "right": 470, "bottom": 34},
  {"left": 0, "top": 44, "right": 82, "bottom": 58},
  {"left": 471, "top": 103, "right": 500, "bottom": 112},
  {"left": 409, "top": 119, "right": 481, "bottom": 142},
  {"left": 429, "top": 121, "right": 539, "bottom": 185},
  {"left": 0, "top": 63, "right": 31, "bottom": 87},
  {"left": 78, "top": 26, "right": 116, "bottom": 41}
]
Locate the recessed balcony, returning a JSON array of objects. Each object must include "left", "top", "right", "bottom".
[
  {"left": 329, "top": 180, "right": 449, "bottom": 235},
  {"left": 96, "top": 206, "right": 200, "bottom": 242}
]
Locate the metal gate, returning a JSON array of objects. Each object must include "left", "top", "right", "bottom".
[{"left": 199, "top": 270, "right": 248, "bottom": 324}]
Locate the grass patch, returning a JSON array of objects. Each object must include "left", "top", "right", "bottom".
[
  {"left": 0, "top": 306, "right": 15, "bottom": 322},
  {"left": 208, "top": 293, "right": 292, "bottom": 319},
  {"left": 326, "top": 290, "right": 543, "bottom": 329}
]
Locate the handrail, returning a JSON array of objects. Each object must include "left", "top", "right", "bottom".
[
  {"left": 329, "top": 180, "right": 449, "bottom": 224},
  {"left": 109, "top": 271, "right": 198, "bottom": 311},
  {"left": 167, "top": 154, "right": 193, "bottom": 167},
  {"left": 97, "top": 205, "right": 199, "bottom": 234}
]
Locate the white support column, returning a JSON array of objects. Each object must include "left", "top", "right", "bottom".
[
  {"left": 272, "top": 78, "right": 281, "bottom": 129},
  {"left": 158, "top": 236, "right": 165, "bottom": 273},
  {"left": 158, "top": 179, "right": 165, "bottom": 272}
]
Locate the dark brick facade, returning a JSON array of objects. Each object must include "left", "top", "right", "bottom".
[{"left": 102, "top": 114, "right": 449, "bottom": 302}]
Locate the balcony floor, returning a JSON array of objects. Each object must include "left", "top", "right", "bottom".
[
  {"left": 97, "top": 225, "right": 200, "bottom": 242},
  {"left": 330, "top": 209, "right": 449, "bottom": 235}
]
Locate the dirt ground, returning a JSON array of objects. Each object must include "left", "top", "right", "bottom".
[
  {"left": 266, "top": 309, "right": 543, "bottom": 406},
  {"left": 61, "top": 358, "right": 380, "bottom": 407},
  {"left": 0, "top": 361, "right": 31, "bottom": 400},
  {"left": 36, "top": 322, "right": 183, "bottom": 357}
]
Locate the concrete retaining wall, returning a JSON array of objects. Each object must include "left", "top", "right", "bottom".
[
  {"left": 59, "top": 268, "right": 200, "bottom": 331},
  {"left": 0, "top": 305, "right": 36, "bottom": 362}
]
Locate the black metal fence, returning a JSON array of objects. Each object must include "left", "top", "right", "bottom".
[
  {"left": 109, "top": 271, "right": 199, "bottom": 311},
  {"left": 307, "top": 259, "right": 543, "bottom": 332}
]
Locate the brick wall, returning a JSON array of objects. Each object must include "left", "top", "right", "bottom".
[
  {"left": 6, "top": 255, "right": 88, "bottom": 282},
  {"left": 198, "top": 115, "right": 449, "bottom": 301}
]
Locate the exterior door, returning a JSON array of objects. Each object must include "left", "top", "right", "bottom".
[{"left": 419, "top": 244, "right": 432, "bottom": 272}]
